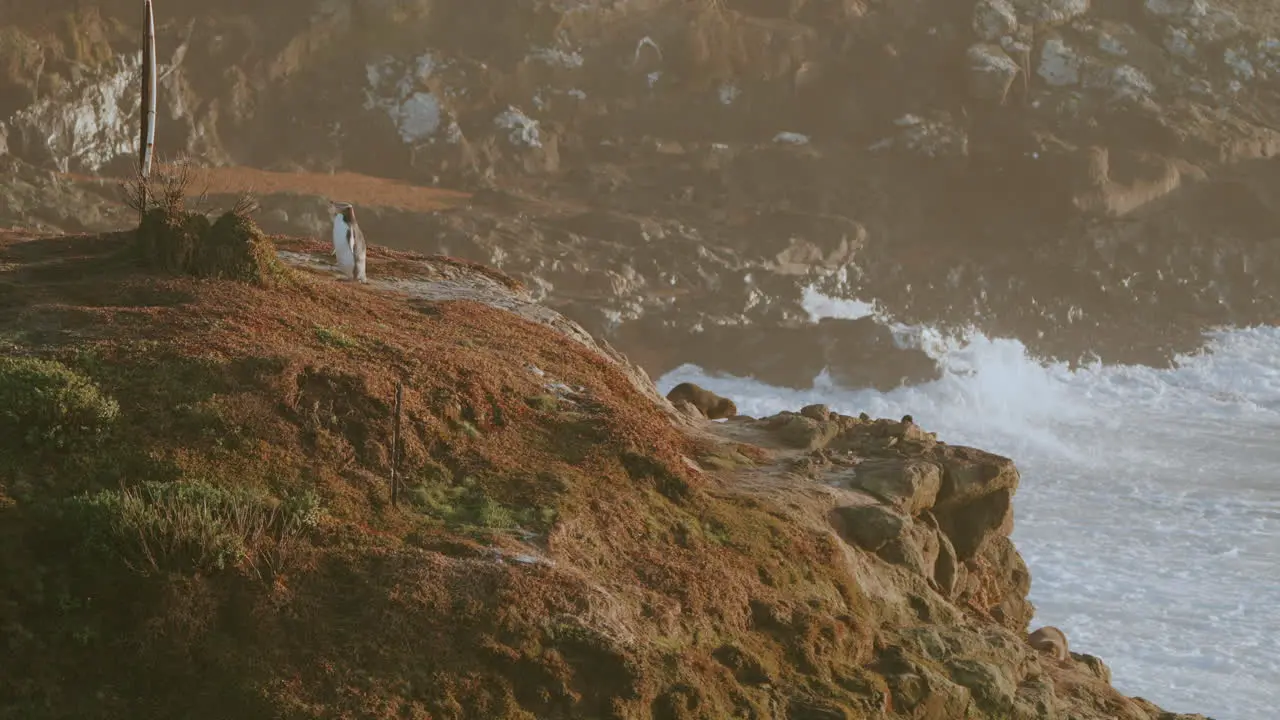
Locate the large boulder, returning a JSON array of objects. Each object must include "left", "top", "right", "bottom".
[
  {"left": 832, "top": 502, "right": 959, "bottom": 593},
  {"left": 968, "top": 535, "right": 1036, "bottom": 630},
  {"left": 936, "top": 446, "right": 1020, "bottom": 510},
  {"left": 1038, "top": 33, "right": 1082, "bottom": 87},
  {"left": 769, "top": 412, "right": 842, "bottom": 450},
  {"left": 967, "top": 44, "right": 1022, "bottom": 102},
  {"left": 878, "top": 520, "right": 942, "bottom": 578},
  {"left": 831, "top": 503, "right": 908, "bottom": 553},
  {"left": 842, "top": 459, "right": 943, "bottom": 516},
  {"left": 919, "top": 446, "right": 1020, "bottom": 561},
  {"left": 939, "top": 486, "right": 1014, "bottom": 561},
  {"left": 973, "top": 0, "right": 1020, "bottom": 41}
]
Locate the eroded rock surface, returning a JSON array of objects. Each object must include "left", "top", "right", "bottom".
[
  {"left": 712, "top": 407, "right": 1208, "bottom": 718},
  {"left": 750, "top": 411, "right": 1029, "bottom": 623}
]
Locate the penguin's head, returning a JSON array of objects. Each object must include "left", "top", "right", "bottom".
[{"left": 328, "top": 200, "right": 356, "bottom": 226}]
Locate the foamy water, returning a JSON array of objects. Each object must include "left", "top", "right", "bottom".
[{"left": 658, "top": 291, "right": 1280, "bottom": 720}]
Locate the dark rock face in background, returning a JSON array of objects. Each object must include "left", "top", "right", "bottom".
[{"left": 5, "top": 0, "right": 1280, "bottom": 384}]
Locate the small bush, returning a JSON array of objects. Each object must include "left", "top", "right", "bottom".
[
  {"left": 127, "top": 157, "right": 281, "bottom": 285},
  {"left": 204, "top": 210, "right": 281, "bottom": 282},
  {"left": 0, "top": 356, "right": 119, "bottom": 452},
  {"left": 279, "top": 489, "right": 325, "bottom": 530},
  {"left": 135, "top": 207, "right": 281, "bottom": 284},
  {"left": 62, "top": 480, "right": 323, "bottom": 576}
]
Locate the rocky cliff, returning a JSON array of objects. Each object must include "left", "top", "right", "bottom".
[
  {"left": 5, "top": 0, "right": 1280, "bottom": 386},
  {"left": 0, "top": 207, "right": 1212, "bottom": 718}
]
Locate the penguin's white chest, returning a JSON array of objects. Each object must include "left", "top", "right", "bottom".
[{"left": 331, "top": 215, "right": 356, "bottom": 271}]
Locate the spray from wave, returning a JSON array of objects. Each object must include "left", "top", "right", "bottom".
[{"left": 658, "top": 287, "right": 1280, "bottom": 720}]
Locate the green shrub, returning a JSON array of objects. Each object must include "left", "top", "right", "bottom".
[
  {"left": 279, "top": 489, "right": 325, "bottom": 531},
  {"left": 0, "top": 356, "right": 119, "bottom": 452},
  {"left": 62, "top": 480, "right": 323, "bottom": 576}
]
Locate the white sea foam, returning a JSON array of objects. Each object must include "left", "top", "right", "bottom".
[
  {"left": 658, "top": 291, "right": 1280, "bottom": 720},
  {"left": 800, "top": 285, "right": 878, "bottom": 321}
]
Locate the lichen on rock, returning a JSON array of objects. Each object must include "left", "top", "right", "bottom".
[{"left": 363, "top": 53, "right": 458, "bottom": 145}]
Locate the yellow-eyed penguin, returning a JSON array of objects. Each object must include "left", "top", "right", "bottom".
[{"left": 328, "top": 200, "right": 367, "bottom": 283}]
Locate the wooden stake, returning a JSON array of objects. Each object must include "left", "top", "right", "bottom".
[
  {"left": 390, "top": 381, "right": 403, "bottom": 508},
  {"left": 139, "top": 0, "right": 157, "bottom": 218}
]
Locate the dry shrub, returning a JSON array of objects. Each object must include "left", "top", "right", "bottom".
[
  {"left": 124, "top": 156, "right": 281, "bottom": 284},
  {"left": 122, "top": 155, "right": 207, "bottom": 218},
  {"left": 229, "top": 191, "right": 261, "bottom": 218}
]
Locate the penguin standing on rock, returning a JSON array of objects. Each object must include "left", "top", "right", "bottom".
[{"left": 328, "top": 200, "right": 367, "bottom": 283}]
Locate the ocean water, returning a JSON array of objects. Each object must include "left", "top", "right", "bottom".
[{"left": 656, "top": 289, "right": 1280, "bottom": 720}]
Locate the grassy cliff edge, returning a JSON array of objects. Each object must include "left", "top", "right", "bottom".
[{"left": 0, "top": 216, "right": 1209, "bottom": 720}]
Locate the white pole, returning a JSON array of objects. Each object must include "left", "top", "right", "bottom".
[{"left": 140, "top": 0, "right": 157, "bottom": 205}]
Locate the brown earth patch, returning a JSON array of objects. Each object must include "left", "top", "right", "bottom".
[{"left": 64, "top": 164, "right": 471, "bottom": 213}]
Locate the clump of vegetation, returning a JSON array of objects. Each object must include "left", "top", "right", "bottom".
[
  {"left": 61, "top": 479, "right": 323, "bottom": 577},
  {"left": 125, "top": 157, "right": 281, "bottom": 285},
  {"left": 0, "top": 356, "right": 119, "bottom": 452},
  {"left": 406, "top": 473, "right": 555, "bottom": 531},
  {"left": 525, "top": 394, "right": 559, "bottom": 412},
  {"left": 313, "top": 325, "right": 360, "bottom": 349}
]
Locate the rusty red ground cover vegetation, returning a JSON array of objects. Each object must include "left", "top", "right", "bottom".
[{"left": 0, "top": 228, "right": 882, "bottom": 719}]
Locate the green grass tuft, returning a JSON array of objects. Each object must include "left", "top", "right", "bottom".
[
  {"left": 313, "top": 325, "right": 360, "bottom": 349},
  {"left": 60, "top": 479, "right": 323, "bottom": 576},
  {"left": 525, "top": 394, "right": 559, "bottom": 412}
]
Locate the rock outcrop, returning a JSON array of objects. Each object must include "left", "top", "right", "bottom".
[{"left": 758, "top": 412, "right": 1033, "bottom": 628}]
